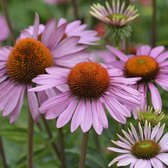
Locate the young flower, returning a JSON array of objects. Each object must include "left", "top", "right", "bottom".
[
  {"left": 138, "top": 106, "right": 165, "bottom": 126},
  {"left": 90, "top": 0, "right": 139, "bottom": 28},
  {"left": 108, "top": 122, "right": 168, "bottom": 167},
  {"left": 107, "top": 45, "right": 168, "bottom": 111},
  {"left": 0, "top": 16, "right": 9, "bottom": 43},
  {"left": 30, "top": 61, "right": 141, "bottom": 135},
  {"left": 0, "top": 14, "right": 87, "bottom": 123}
]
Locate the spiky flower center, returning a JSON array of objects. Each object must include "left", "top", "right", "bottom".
[
  {"left": 132, "top": 140, "right": 160, "bottom": 159},
  {"left": 7, "top": 38, "right": 54, "bottom": 84},
  {"left": 68, "top": 62, "right": 110, "bottom": 99},
  {"left": 107, "top": 13, "right": 127, "bottom": 21},
  {"left": 125, "top": 56, "right": 159, "bottom": 82}
]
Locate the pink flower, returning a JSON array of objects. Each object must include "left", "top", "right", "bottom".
[
  {"left": 30, "top": 61, "right": 141, "bottom": 134},
  {"left": 0, "top": 14, "right": 87, "bottom": 123},
  {"left": 107, "top": 45, "right": 168, "bottom": 111},
  {"left": 0, "top": 16, "right": 9, "bottom": 42},
  {"left": 108, "top": 122, "right": 168, "bottom": 167},
  {"left": 90, "top": 1, "right": 139, "bottom": 27}
]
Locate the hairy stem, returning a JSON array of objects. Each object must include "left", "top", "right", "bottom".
[{"left": 79, "top": 132, "right": 89, "bottom": 168}]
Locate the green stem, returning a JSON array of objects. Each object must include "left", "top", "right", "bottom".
[
  {"left": 0, "top": 137, "right": 8, "bottom": 168},
  {"left": 41, "top": 116, "right": 61, "bottom": 160},
  {"left": 58, "top": 128, "right": 66, "bottom": 168},
  {"left": 27, "top": 110, "right": 34, "bottom": 168},
  {"left": 79, "top": 132, "right": 89, "bottom": 168},
  {"left": 0, "top": 0, "right": 15, "bottom": 43},
  {"left": 151, "top": 0, "right": 157, "bottom": 47}
]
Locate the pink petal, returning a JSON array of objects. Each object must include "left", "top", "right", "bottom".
[
  {"left": 81, "top": 100, "right": 92, "bottom": 133},
  {"left": 71, "top": 100, "right": 85, "bottom": 132},
  {"left": 42, "top": 19, "right": 56, "bottom": 46},
  {"left": 106, "top": 45, "right": 128, "bottom": 62},
  {"left": 96, "top": 101, "right": 108, "bottom": 128},
  {"left": 92, "top": 100, "right": 103, "bottom": 135},
  {"left": 33, "top": 13, "right": 40, "bottom": 39},
  {"left": 150, "top": 46, "right": 164, "bottom": 58},
  {"left": 56, "top": 97, "right": 77, "bottom": 128},
  {"left": 156, "top": 153, "right": 168, "bottom": 165},
  {"left": 27, "top": 85, "right": 40, "bottom": 122},
  {"left": 136, "top": 45, "right": 151, "bottom": 55},
  {"left": 148, "top": 83, "right": 162, "bottom": 111}
]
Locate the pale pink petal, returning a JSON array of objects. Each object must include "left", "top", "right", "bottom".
[
  {"left": 9, "top": 86, "right": 25, "bottom": 123},
  {"left": 156, "top": 51, "right": 168, "bottom": 63},
  {"left": 96, "top": 101, "right": 108, "bottom": 128},
  {"left": 42, "top": 19, "right": 56, "bottom": 46},
  {"left": 136, "top": 45, "right": 151, "bottom": 55},
  {"left": 92, "top": 100, "right": 103, "bottom": 135},
  {"left": 150, "top": 46, "right": 164, "bottom": 58},
  {"left": 56, "top": 97, "right": 77, "bottom": 128},
  {"left": 27, "top": 85, "right": 40, "bottom": 122},
  {"left": 151, "top": 158, "right": 164, "bottom": 168},
  {"left": 71, "top": 100, "right": 85, "bottom": 132},
  {"left": 107, "top": 45, "right": 128, "bottom": 62},
  {"left": 81, "top": 100, "right": 92, "bottom": 133},
  {"left": 33, "top": 13, "right": 40, "bottom": 39},
  {"left": 148, "top": 83, "right": 162, "bottom": 111},
  {"left": 156, "top": 153, "right": 168, "bottom": 165}
]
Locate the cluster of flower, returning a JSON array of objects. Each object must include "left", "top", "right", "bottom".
[{"left": 0, "top": 0, "right": 168, "bottom": 167}]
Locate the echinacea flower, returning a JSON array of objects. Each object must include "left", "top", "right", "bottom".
[
  {"left": 0, "top": 14, "right": 87, "bottom": 123},
  {"left": 108, "top": 122, "right": 168, "bottom": 168},
  {"left": 30, "top": 61, "right": 141, "bottom": 135},
  {"left": 107, "top": 45, "right": 168, "bottom": 111},
  {"left": 90, "top": 0, "right": 139, "bottom": 28},
  {"left": 0, "top": 16, "right": 9, "bottom": 42}
]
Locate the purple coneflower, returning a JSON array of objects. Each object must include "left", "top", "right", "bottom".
[
  {"left": 90, "top": 0, "right": 139, "bottom": 28},
  {"left": 30, "top": 61, "right": 141, "bottom": 135},
  {"left": 108, "top": 122, "right": 168, "bottom": 168},
  {"left": 0, "top": 14, "right": 86, "bottom": 123},
  {"left": 107, "top": 45, "right": 168, "bottom": 111}
]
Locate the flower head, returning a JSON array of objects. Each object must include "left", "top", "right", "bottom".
[
  {"left": 138, "top": 106, "right": 165, "bottom": 126},
  {"left": 108, "top": 122, "right": 168, "bottom": 167},
  {"left": 107, "top": 45, "right": 168, "bottom": 111},
  {"left": 30, "top": 61, "right": 141, "bottom": 134},
  {"left": 0, "top": 14, "right": 87, "bottom": 123},
  {"left": 90, "top": 0, "right": 139, "bottom": 28}
]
